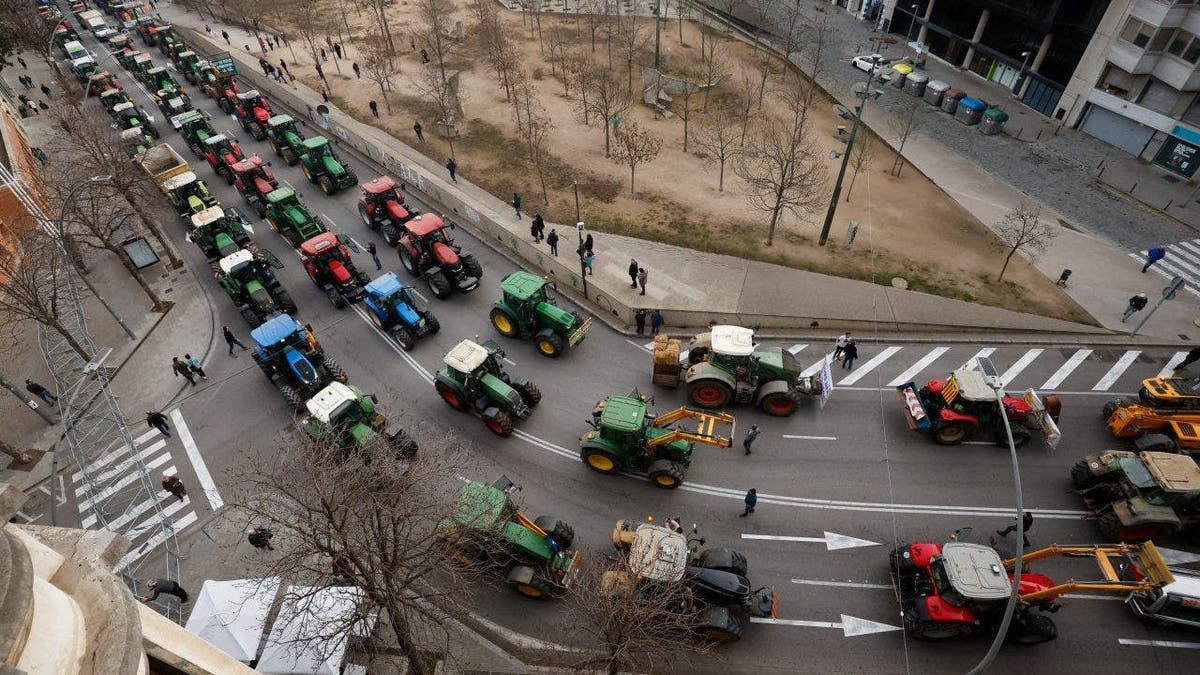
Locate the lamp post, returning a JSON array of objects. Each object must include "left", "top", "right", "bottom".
[
  {"left": 905, "top": 3, "right": 919, "bottom": 45},
  {"left": 654, "top": 0, "right": 662, "bottom": 68},
  {"left": 819, "top": 56, "right": 879, "bottom": 246},
  {"left": 56, "top": 176, "right": 136, "bottom": 340},
  {"left": 1012, "top": 49, "right": 1033, "bottom": 95}
]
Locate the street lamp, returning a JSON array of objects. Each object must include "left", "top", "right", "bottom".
[
  {"left": 1012, "top": 49, "right": 1033, "bottom": 95},
  {"left": 905, "top": 3, "right": 920, "bottom": 45},
  {"left": 818, "top": 56, "right": 880, "bottom": 246}
]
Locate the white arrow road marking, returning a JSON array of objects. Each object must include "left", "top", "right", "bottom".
[
  {"left": 1093, "top": 351, "right": 1141, "bottom": 391},
  {"left": 627, "top": 339, "right": 653, "bottom": 353},
  {"left": 742, "top": 532, "right": 879, "bottom": 551},
  {"left": 752, "top": 615, "right": 903, "bottom": 637},
  {"left": 1157, "top": 546, "right": 1200, "bottom": 565},
  {"left": 1118, "top": 639, "right": 1200, "bottom": 650},
  {"left": 171, "top": 410, "right": 223, "bottom": 510},
  {"left": 242, "top": 221, "right": 254, "bottom": 234},
  {"left": 1040, "top": 349, "right": 1092, "bottom": 390}
]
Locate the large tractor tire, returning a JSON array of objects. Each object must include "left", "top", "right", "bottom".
[
  {"left": 323, "top": 357, "right": 348, "bottom": 383},
  {"left": 506, "top": 565, "right": 552, "bottom": 600},
  {"left": 392, "top": 327, "right": 415, "bottom": 351},
  {"left": 759, "top": 391, "right": 798, "bottom": 417},
  {"left": 933, "top": 421, "right": 975, "bottom": 445},
  {"left": 533, "top": 516, "right": 575, "bottom": 550},
  {"left": 461, "top": 253, "right": 483, "bottom": 280},
  {"left": 1096, "top": 512, "right": 1123, "bottom": 541},
  {"left": 535, "top": 332, "right": 564, "bottom": 358},
  {"left": 489, "top": 307, "right": 520, "bottom": 338},
  {"left": 357, "top": 202, "right": 372, "bottom": 227},
  {"left": 301, "top": 162, "right": 314, "bottom": 182},
  {"left": 581, "top": 444, "right": 620, "bottom": 474},
  {"left": 696, "top": 606, "right": 746, "bottom": 643},
  {"left": 647, "top": 458, "right": 685, "bottom": 489},
  {"left": 380, "top": 223, "right": 401, "bottom": 247},
  {"left": 318, "top": 175, "right": 336, "bottom": 195},
  {"left": 238, "top": 306, "right": 261, "bottom": 327},
  {"left": 910, "top": 620, "right": 973, "bottom": 641},
  {"left": 995, "top": 425, "right": 1031, "bottom": 448},
  {"left": 1102, "top": 397, "right": 1135, "bottom": 420},
  {"left": 326, "top": 288, "right": 348, "bottom": 309},
  {"left": 696, "top": 548, "right": 749, "bottom": 577},
  {"left": 398, "top": 247, "right": 419, "bottom": 276},
  {"left": 427, "top": 270, "right": 452, "bottom": 299},
  {"left": 250, "top": 123, "right": 266, "bottom": 141},
  {"left": 1006, "top": 612, "right": 1057, "bottom": 645},
  {"left": 435, "top": 377, "right": 469, "bottom": 412},
  {"left": 254, "top": 201, "right": 268, "bottom": 219},
  {"left": 270, "top": 139, "right": 281, "bottom": 155},
  {"left": 513, "top": 381, "right": 542, "bottom": 407},
  {"left": 687, "top": 378, "right": 733, "bottom": 409},
  {"left": 277, "top": 291, "right": 298, "bottom": 314},
  {"left": 1070, "top": 460, "right": 1097, "bottom": 490},
  {"left": 483, "top": 409, "right": 515, "bottom": 437},
  {"left": 281, "top": 148, "right": 297, "bottom": 166},
  {"left": 280, "top": 384, "right": 304, "bottom": 411},
  {"left": 423, "top": 311, "right": 440, "bottom": 334}
]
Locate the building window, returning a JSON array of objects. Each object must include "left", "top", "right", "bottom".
[
  {"left": 1150, "top": 28, "right": 1174, "bottom": 52},
  {"left": 1166, "top": 30, "right": 1200, "bottom": 63},
  {"left": 1121, "top": 18, "right": 1155, "bottom": 48}
]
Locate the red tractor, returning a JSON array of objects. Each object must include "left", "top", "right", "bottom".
[
  {"left": 396, "top": 213, "right": 483, "bottom": 300},
  {"left": 300, "top": 232, "right": 370, "bottom": 309},
  {"left": 233, "top": 89, "right": 272, "bottom": 141},
  {"left": 201, "top": 134, "right": 246, "bottom": 184},
  {"left": 231, "top": 156, "right": 279, "bottom": 218},
  {"left": 202, "top": 71, "right": 239, "bottom": 114},
  {"left": 357, "top": 176, "right": 417, "bottom": 246}
]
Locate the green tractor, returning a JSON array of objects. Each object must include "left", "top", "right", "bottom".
[
  {"left": 264, "top": 185, "right": 327, "bottom": 248},
  {"left": 99, "top": 87, "right": 131, "bottom": 115},
  {"left": 118, "top": 127, "right": 154, "bottom": 158},
  {"left": 434, "top": 339, "right": 541, "bottom": 437},
  {"left": 579, "top": 392, "right": 735, "bottom": 489},
  {"left": 116, "top": 49, "right": 144, "bottom": 72},
  {"left": 300, "top": 381, "right": 418, "bottom": 457},
  {"left": 160, "top": 171, "right": 217, "bottom": 219},
  {"left": 439, "top": 476, "right": 582, "bottom": 599},
  {"left": 655, "top": 325, "right": 823, "bottom": 416},
  {"left": 265, "top": 114, "right": 306, "bottom": 166},
  {"left": 177, "top": 51, "right": 203, "bottom": 84},
  {"left": 142, "top": 66, "right": 179, "bottom": 93},
  {"left": 170, "top": 109, "right": 216, "bottom": 157},
  {"left": 213, "top": 248, "right": 297, "bottom": 327},
  {"left": 1072, "top": 450, "right": 1200, "bottom": 543},
  {"left": 189, "top": 205, "right": 254, "bottom": 261},
  {"left": 489, "top": 271, "right": 592, "bottom": 358},
  {"left": 298, "top": 136, "right": 357, "bottom": 195}
]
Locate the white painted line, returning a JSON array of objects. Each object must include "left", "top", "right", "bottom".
[
  {"left": 627, "top": 339, "right": 653, "bottom": 352},
  {"left": 1092, "top": 350, "right": 1142, "bottom": 391},
  {"left": 77, "top": 440, "right": 167, "bottom": 489},
  {"left": 351, "top": 306, "right": 435, "bottom": 384},
  {"left": 782, "top": 434, "right": 838, "bottom": 441},
  {"left": 83, "top": 488, "right": 174, "bottom": 530},
  {"left": 791, "top": 579, "right": 892, "bottom": 590},
  {"left": 838, "top": 346, "right": 902, "bottom": 386},
  {"left": 1040, "top": 349, "right": 1092, "bottom": 390},
  {"left": 124, "top": 496, "right": 191, "bottom": 543},
  {"left": 1000, "top": 348, "right": 1043, "bottom": 386},
  {"left": 77, "top": 452, "right": 172, "bottom": 511},
  {"left": 71, "top": 429, "right": 161, "bottom": 482},
  {"left": 502, "top": 356, "right": 517, "bottom": 366},
  {"left": 886, "top": 346, "right": 949, "bottom": 387},
  {"left": 1117, "top": 638, "right": 1200, "bottom": 650},
  {"left": 751, "top": 614, "right": 902, "bottom": 637},
  {"left": 411, "top": 286, "right": 429, "bottom": 303},
  {"left": 787, "top": 344, "right": 807, "bottom": 355},
  {"left": 963, "top": 348, "right": 995, "bottom": 370},
  {"left": 171, "top": 410, "right": 223, "bottom": 511},
  {"left": 742, "top": 531, "right": 878, "bottom": 550},
  {"left": 116, "top": 510, "right": 199, "bottom": 571},
  {"left": 1157, "top": 352, "right": 1187, "bottom": 378},
  {"left": 801, "top": 357, "right": 828, "bottom": 378}
]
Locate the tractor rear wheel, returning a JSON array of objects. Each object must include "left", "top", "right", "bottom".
[
  {"left": 484, "top": 410, "right": 515, "bottom": 437},
  {"left": 398, "top": 247, "right": 418, "bottom": 276},
  {"left": 255, "top": 201, "right": 267, "bottom": 219},
  {"left": 534, "top": 516, "right": 575, "bottom": 549},
  {"left": 911, "top": 620, "right": 972, "bottom": 641},
  {"left": 535, "top": 333, "right": 564, "bottom": 358},
  {"left": 435, "top": 378, "right": 469, "bottom": 412},
  {"left": 1102, "top": 397, "right": 1135, "bottom": 420},
  {"left": 461, "top": 253, "right": 483, "bottom": 280},
  {"left": 687, "top": 379, "right": 733, "bottom": 408},
  {"left": 238, "top": 306, "right": 260, "bottom": 327},
  {"left": 427, "top": 270, "right": 452, "bottom": 299},
  {"left": 277, "top": 291, "right": 298, "bottom": 314},
  {"left": 933, "top": 421, "right": 974, "bottom": 445},
  {"left": 513, "top": 381, "right": 542, "bottom": 407},
  {"left": 647, "top": 458, "right": 685, "bottom": 489},
  {"left": 318, "top": 175, "right": 335, "bottom": 195},
  {"left": 1070, "top": 460, "right": 1097, "bottom": 490},
  {"left": 326, "top": 288, "right": 347, "bottom": 309},
  {"left": 251, "top": 124, "right": 266, "bottom": 141},
  {"left": 281, "top": 148, "right": 297, "bottom": 166},
  {"left": 696, "top": 606, "right": 746, "bottom": 643},
  {"left": 1006, "top": 612, "right": 1057, "bottom": 645},
  {"left": 1096, "top": 512, "right": 1123, "bottom": 541},
  {"left": 581, "top": 444, "right": 619, "bottom": 474},
  {"left": 759, "top": 391, "right": 797, "bottom": 416},
  {"left": 219, "top": 99, "right": 233, "bottom": 114},
  {"left": 392, "top": 327, "right": 415, "bottom": 351},
  {"left": 490, "top": 307, "right": 520, "bottom": 338},
  {"left": 301, "top": 163, "right": 314, "bottom": 182},
  {"left": 997, "top": 426, "right": 1031, "bottom": 448},
  {"left": 357, "top": 202, "right": 372, "bottom": 227},
  {"left": 506, "top": 566, "right": 551, "bottom": 600},
  {"left": 381, "top": 223, "right": 401, "bottom": 246},
  {"left": 280, "top": 384, "right": 303, "bottom": 411},
  {"left": 423, "top": 311, "right": 440, "bottom": 334},
  {"left": 323, "top": 357, "right": 348, "bottom": 383}
]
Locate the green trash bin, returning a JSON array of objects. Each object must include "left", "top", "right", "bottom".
[{"left": 981, "top": 108, "right": 1010, "bottom": 135}]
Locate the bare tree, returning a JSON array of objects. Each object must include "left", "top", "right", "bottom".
[
  {"left": 889, "top": 99, "right": 923, "bottom": 177},
  {"left": 283, "top": 0, "right": 334, "bottom": 87},
  {"left": 0, "top": 0, "right": 57, "bottom": 72},
  {"left": 675, "top": 80, "right": 699, "bottom": 153},
  {"left": 675, "top": 0, "right": 689, "bottom": 44},
  {"left": 698, "top": 33, "right": 729, "bottom": 110},
  {"left": 694, "top": 106, "right": 741, "bottom": 191},
  {"left": 616, "top": 16, "right": 649, "bottom": 92},
  {"left": 522, "top": 101, "right": 555, "bottom": 205},
  {"left": 566, "top": 50, "right": 594, "bottom": 125},
  {"left": 845, "top": 133, "right": 875, "bottom": 203},
  {"left": 546, "top": 26, "right": 572, "bottom": 89},
  {"left": 416, "top": 0, "right": 457, "bottom": 86},
  {"left": 411, "top": 65, "right": 462, "bottom": 159},
  {"left": 994, "top": 202, "right": 1056, "bottom": 281},
  {"left": 714, "top": 0, "right": 744, "bottom": 33},
  {"left": 362, "top": 0, "right": 398, "bottom": 52},
  {"left": 0, "top": 228, "right": 90, "bottom": 360},
  {"left": 585, "top": 65, "right": 632, "bottom": 157},
  {"left": 360, "top": 29, "right": 400, "bottom": 114},
  {"left": 477, "top": 2, "right": 522, "bottom": 101},
  {"left": 610, "top": 123, "right": 662, "bottom": 195},
  {"left": 753, "top": 52, "right": 779, "bottom": 110},
  {"left": 735, "top": 70, "right": 757, "bottom": 145}
]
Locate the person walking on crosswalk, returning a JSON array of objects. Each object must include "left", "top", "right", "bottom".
[
  {"left": 146, "top": 410, "right": 171, "bottom": 438},
  {"left": 841, "top": 340, "right": 859, "bottom": 370},
  {"left": 834, "top": 332, "right": 851, "bottom": 360},
  {"left": 1175, "top": 346, "right": 1200, "bottom": 372},
  {"left": 1142, "top": 245, "right": 1167, "bottom": 273}
]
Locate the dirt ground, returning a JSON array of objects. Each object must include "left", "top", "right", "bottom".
[{"left": 280, "top": 3, "right": 1090, "bottom": 323}]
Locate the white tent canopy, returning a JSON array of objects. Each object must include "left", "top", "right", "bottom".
[
  {"left": 256, "top": 586, "right": 370, "bottom": 675},
  {"left": 184, "top": 577, "right": 281, "bottom": 663}
]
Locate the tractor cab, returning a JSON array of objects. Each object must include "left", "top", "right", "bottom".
[
  {"left": 116, "top": 49, "right": 142, "bottom": 71},
  {"left": 204, "top": 134, "right": 243, "bottom": 162},
  {"left": 591, "top": 395, "right": 656, "bottom": 451},
  {"left": 86, "top": 71, "right": 120, "bottom": 96},
  {"left": 155, "top": 89, "right": 191, "bottom": 116},
  {"left": 218, "top": 248, "right": 276, "bottom": 310},
  {"left": 161, "top": 171, "right": 215, "bottom": 216},
  {"left": 170, "top": 109, "right": 205, "bottom": 132},
  {"left": 235, "top": 90, "right": 272, "bottom": 121},
  {"left": 232, "top": 157, "right": 275, "bottom": 189},
  {"left": 177, "top": 51, "right": 201, "bottom": 79},
  {"left": 304, "top": 381, "right": 381, "bottom": 441},
  {"left": 111, "top": 102, "right": 157, "bottom": 138},
  {"left": 54, "top": 25, "right": 81, "bottom": 49},
  {"left": 105, "top": 33, "right": 131, "bottom": 52},
  {"left": 70, "top": 55, "right": 98, "bottom": 82},
  {"left": 360, "top": 176, "right": 414, "bottom": 222},
  {"left": 118, "top": 127, "right": 152, "bottom": 155},
  {"left": 251, "top": 314, "right": 321, "bottom": 387},
  {"left": 165, "top": 42, "right": 188, "bottom": 64},
  {"left": 143, "top": 66, "right": 176, "bottom": 92},
  {"left": 129, "top": 52, "right": 153, "bottom": 80},
  {"left": 702, "top": 325, "right": 758, "bottom": 380},
  {"left": 443, "top": 339, "right": 528, "bottom": 417},
  {"left": 364, "top": 273, "right": 421, "bottom": 326},
  {"left": 99, "top": 87, "right": 130, "bottom": 112},
  {"left": 1137, "top": 377, "right": 1200, "bottom": 410},
  {"left": 191, "top": 206, "right": 242, "bottom": 259},
  {"left": 300, "top": 232, "right": 367, "bottom": 307},
  {"left": 625, "top": 522, "right": 690, "bottom": 582}
]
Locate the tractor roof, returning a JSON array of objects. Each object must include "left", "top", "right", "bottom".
[
  {"left": 1140, "top": 451, "right": 1200, "bottom": 492},
  {"left": 119, "top": 128, "right": 144, "bottom": 140},
  {"left": 99, "top": 88, "right": 121, "bottom": 98},
  {"left": 111, "top": 101, "right": 134, "bottom": 112},
  {"left": 203, "top": 133, "right": 228, "bottom": 147},
  {"left": 171, "top": 110, "right": 202, "bottom": 125},
  {"left": 299, "top": 232, "right": 340, "bottom": 256},
  {"left": 265, "top": 186, "right": 296, "bottom": 203},
  {"left": 132, "top": 53, "right": 151, "bottom": 64},
  {"left": 598, "top": 395, "right": 647, "bottom": 434},
  {"left": 939, "top": 542, "right": 1011, "bottom": 601},
  {"left": 232, "top": 157, "right": 264, "bottom": 172},
  {"left": 628, "top": 523, "right": 688, "bottom": 582},
  {"left": 190, "top": 205, "right": 224, "bottom": 228},
  {"left": 71, "top": 56, "right": 95, "bottom": 67},
  {"left": 304, "top": 381, "right": 359, "bottom": 424},
  {"left": 267, "top": 114, "right": 293, "bottom": 126},
  {"left": 250, "top": 313, "right": 302, "bottom": 347},
  {"left": 364, "top": 272, "right": 403, "bottom": 298},
  {"left": 449, "top": 482, "right": 506, "bottom": 530},
  {"left": 145, "top": 65, "right": 165, "bottom": 74},
  {"left": 444, "top": 340, "right": 490, "bottom": 374},
  {"left": 405, "top": 213, "right": 445, "bottom": 237},
  {"left": 709, "top": 325, "right": 755, "bottom": 357},
  {"left": 301, "top": 136, "right": 328, "bottom": 150},
  {"left": 361, "top": 176, "right": 397, "bottom": 194},
  {"left": 161, "top": 171, "right": 197, "bottom": 191},
  {"left": 178, "top": 50, "right": 195, "bottom": 58},
  {"left": 217, "top": 248, "right": 254, "bottom": 274},
  {"left": 948, "top": 369, "right": 993, "bottom": 402},
  {"left": 88, "top": 71, "right": 112, "bottom": 80},
  {"left": 499, "top": 271, "right": 546, "bottom": 301},
  {"left": 236, "top": 89, "right": 261, "bottom": 101}
]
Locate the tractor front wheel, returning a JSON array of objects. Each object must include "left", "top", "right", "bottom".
[
  {"left": 326, "top": 288, "right": 347, "bottom": 309},
  {"left": 581, "top": 444, "right": 619, "bottom": 474},
  {"left": 759, "top": 391, "right": 797, "bottom": 416},
  {"left": 483, "top": 410, "right": 514, "bottom": 437},
  {"left": 423, "top": 311, "right": 440, "bottom": 334},
  {"left": 533, "top": 516, "right": 575, "bottom": 549},
  {"left": 357, "top": 203, "right": 372, "bottom": 227},
  {"left": 219, "top": 99, "right": 233, "bottom": 114},
  {"left": 535, "top": 333, "right": 564, "bottom": 358},
  {"left": 647, "top": 458, "right": 685, "bottom": 489},
  {"left": 1070, "top": 460, "right": 1097, "bottom": 490},
  {"left": 435, "top": 378, "right": 468, "bottom": 412},
  {"left": 996, "top": 425, "right": 1031, "bottom": 448},
  {"left": 933, "top": 421, "right": 974, "bottom": 445},
  {"left": 687, "top": 379, "right": 732, "bottom": 409},
  {"left": 392, "top": 327, "right": 415, "bottom": 351},
  {"left": 506, "top": 566, "right": 552, "bottom": 600},
  {"left": 318, "top": 175, "right": 335, "bottom": 195},
  {"left": 280, "top": 384, "right": 303, "bottom": 411},
  {"left": 490, "top": 307, "right": 520, "bottom": 338},
  {"left": 696, "top": 606, "right": 746, "bottom": 644},
  {"left": 323, "top": 357, "right": 348, "bottom": 383},
  {"left": 513, "top": 381, "right": 542, "bottom": 407},
  {"left": 1096, "top": 512, "right": 1123, "bottom": 541},
  {"left": 427, "top": 270, "right": 452, "bottom": 299},
  {"left": 281, "top": 148, "right": 297, "bottom": 166},
  {"left": 398, "top": 246, "right": 418, "bottom": 276},
  {"left": 1007, "top": 612, "right": 1057, "bottom": 645},
  {"left": 251, "top": 124, "right": 266, "bottom": 141},
  {"left": 461, "top": 253, "right": 483, "bottom": 280},
  {"left": 301, "top": 163, "right": 314, "bottom": 182},
  {"left": 911, "top": 620, "right": 972, "bottom": 641},
  {"left": 277, "top": 291, "right": 298, "bottom": 314}
]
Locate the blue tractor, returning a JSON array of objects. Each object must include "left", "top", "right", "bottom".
[
  {"left": 362, "top": 273, "right": 440, "bottom": 350},
  {"left": 250, "top": 314, "right": 348, "bottom": 411}
]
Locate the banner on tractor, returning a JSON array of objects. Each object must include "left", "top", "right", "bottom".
[
  {"left": 819, "top": 353, "right": 834, "bottom": 408},
  {"left": 211, "top": 52, "right": 237, "bottom": 75},
  {"left": 1024, "top": 389, "right": 1061, "bottom": 449}
]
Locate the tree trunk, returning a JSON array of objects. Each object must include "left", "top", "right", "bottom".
[
  {"left": 846, "top": 166, "right": 860, "bottom": 203},
  {"left": 718, "top": 159, "right": 725, "bottom": 191},
  {"left": 766, "top": 200, "right": 783, "bottom": 246},
  {"left": 50, "top": 319, "right": 91, "bottom": 361},
  {"left": 381, "top": 82, "right": 392, "bottom": 113},
  {"left": 536, "top": 155, "right": 549, "bottom": 205},
  {"left": 998, "top": 247, "right": 1017, "bottom": 281},
  {"left": 112, "top": 244, "right": 165, "bottom": 310},
  {"left": 603, "top": 119, "right": 611, "bottom": 157},
  {"left": 629, "top": 165, "right": 636, "bottom": 194},
  {"left": 390, "top": 613, "right": 430, "bottom": 675},
  {"left": 682, "top": 112, "right": 689, "bottom": 152}
]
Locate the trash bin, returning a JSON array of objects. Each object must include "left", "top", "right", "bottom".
[
  {"left": 980, "top": 107, "right": 1010, "bottom": 135},
  {"left": 924, "top": 80, "right": 948, "bottom": 107},
  {"left": 955, "top": 96, "right": 986, "bottom": 125},
  {"left": 905, "top": 71, "right": 928, "bottom": 98},
  {"left": 890, "top": 62, "right": 912, "bottom": 89},
  {"left": 941, "top": 88, "right": 965, "bottom": 114}
]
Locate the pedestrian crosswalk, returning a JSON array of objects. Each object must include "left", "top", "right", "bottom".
[
  {"left": 635, "top": 340, "right": 1188, "bottom": 393},
  {"left": 1131, "top": 241, "right": 1200, "bottom": 300}
]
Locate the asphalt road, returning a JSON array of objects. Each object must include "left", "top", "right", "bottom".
[{"left": 66, "top": 24, "right": 1200, "bottom": 675}]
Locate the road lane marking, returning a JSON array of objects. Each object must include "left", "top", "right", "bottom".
[
  {"left": 77, "top": 452, "right": 171, "bottom": 510},
  {"left": 1157, "top": 352, "right": 1187, "bottom": 377},
  {"left": 116, "top": 510, "right": 199, "bottom": 572},
  {"left": 171, "top": 409, "right": 223, "bottom": 511},
  {"left": 1040, "top": 349, "right": 1092, "bottom": 389},
  {"left": 886, "top": 347, "right": 949, "bottom": 387},
  {"left": 78, "top": 440, "right": 167, "bottom": 488},
  {"left": 84, "top": 489, "right": 175, "bottom": 531},
  {"left": 1118, "top": 639, "right": 1200, "bottom": 649},
  {"left": 351, "top": 305, "right": 435, "bottom": 384},
  {"left": 1000, "top": 349, "right": 1043, "bottom": 386},
  {"left": 1093, "top": 351, "right": 1141, "bottom": 391},
  {"left": 751, "top": 615, "right": 902, "bottom": 636},
  {"left": 801, "top": 357, "right": 826, "bottom": 377},
  {"left": 782, "top": 434, "right": 838, "bottom": 441},
  {"left": 626, "top": 339, "right": 652, "bottom": 352},
  {"left": 71, "top": 429, "right": 160, "bottom": 482},
  {"left": 787, "top": 344, "right": 807, "bottom": 355},
  {"left": 742, "top": 531, "right": 878, "bottom": 550},
  {"left": 792, "top": 579, "right": 892, "bottom": 590},
  {"left": 838, "top": 346, "right": 902, "bottom": 385}
]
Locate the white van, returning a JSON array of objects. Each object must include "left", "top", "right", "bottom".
[{"left": 63, "top": 40, "right": 88, "bottom": 62}]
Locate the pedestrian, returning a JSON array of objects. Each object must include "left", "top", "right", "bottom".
[
  {"left": 368, "top": 241, "right": 382, "bottom": 270},
  {"left": 36, "top": 99, "right": 48, "bottom": 111},
  {"left": 161, "top": 469, "right": 187, "bottom": 501},
  {"left": 546, "top": 228, "right": 559, "bottom": 255},
  {"left": 184, "top": 354, "right": 207, "bottom": 380},
  {"left": 637, "top": 267, "right": 648, "bottom": 295},
  {"left": 265, "top": 36, "right": 273, "bottom": 50},
  {"left": 172, "top": 357, "right": 197, "bottom": 386},
  {"left": 512, "top": 193, "right": 522, "bottom": 220},
  {"left": 635, "top": 308, "right": 648, "bottom": 335},
  {"left": 315, "top": 63, "right": 324, "bottom": 80},
  {"left": 743, "top": 424, "right": 760, "bottom": 455},
  {"left": 584, "top": 233, "right": 594, "bottom": 255},
  {"left": 259, "top": 57, "right": 269, "bottom": 74},
  {"left": 31, "top": 147, "right": 48, "bottom": 165},
  {"left": 582, "top": 251, "right": 594, "bottom": 275},
  {"left": 421, "top": 48, "right": 429, "bottom": 64},
  {"left": 369, "top": 100, "right": 378, "bottom": 118},
  {"left": 1143, "top": 245, "right": 1167, "bottom": 273},
  {"left": 833, "top": 332, "right": 851, "bottom": 360},
  {"left": 628, "top": 258, "right": 639, "bottom": 288},
  {"left": 146, "top": 410, "right": 171, "bottom": 437},
  {"left": 352, "top": 62, "right": 360, "bottom": 78},
  {"left": 1175, "top": 345, "right": 1200, "bottom": 371},
  {"left": 305, "top": 103, "right": 314, "bottom": 121},
  {"left": 204, "top": 24, "right": 211, "bottom": 34},
  {"left": 446, "top": 157, "right": 457, "bottom": 182},
  {"left": 1121, "top": 293, "right": 1148, "bottom": 322},
  {"left": 321, "top": 89, "right": 329, "bottom": 103},
  {"left": 24, "top": 379, "right": 58, "bottom": 405},
  {"left": 650, "top": 309, "right": 664, "bottom": 336},
  {"left": 530, "top": 219, "right": 541, "bottom": 243},
  {"left": 841, "top": 339, "right": 858, "bottom": 370},
  {"left": 143, "top": 578, "right": 188, "bottom": 604},
  {"left": 319, "top": 47, "right": 327, "bottom": 62},
  {"left": 414, "top": 121, "right": 425, "bottom": 143},
  {"left": 248, "top": 527, "right": 275, "bottom": 551},
  {"left": 223, "top": 325, "right": 249, "bottom": 356},
  {"left": 279, "top": 59, "right": 289, "bottom": 75},
  {"left": 275, "top": 33, "right": 284, "bottom": 47},
  {"left": 996, "top": 511, "right": 1034, "bottom": 547},
  {"left": 17, "top": 56, "right": 26, "bottom": 69},
  {"left": 532, "top": 214, "right": 545, "bottom": 241},
  {"left": 739, "top": 488, "right": 758, "bottom": 517},
  {"left": 221, "top": 30, "right": 230, "bottom": 45},
  {"left": 258, "top": 36, "right": 267, "bottom": 53},
  {"left": 334, "top": 43, "right": 343, "bottom": 59}
]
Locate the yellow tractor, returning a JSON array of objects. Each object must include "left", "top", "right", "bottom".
[{"left": 1103, "top": 376, "right": 1200, "bottom": 452}]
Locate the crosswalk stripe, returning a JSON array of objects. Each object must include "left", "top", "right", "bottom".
[
  {"left": 71, "top": 429, "right": 162, "bottom": 483},
  {"left": 642, "top": 341, "right": 654, "bottom": 352},
  {"left": 83, "top": 487, "right": 175, "bottom": 531},
  {"left": 1001, "top": 349, "right": 1043, "bottom": 386},
  {"left": 1158, "top": 352, "right": 1188, "bottom": 377},
  {"left": 1093, "top": 351, "right": 1142, "bottom": 391},
  {"left": 77, "top": 452, "right": 172, "bottom": 510},
  {"left": 887, "top": 347, "right": 949, "bottom": 387},
  {"left": 838, "top": 347, "right": 903, "bottom": 385},
  {"left": 124, "top": 496, "right": 191, "bottom": 544},
  {"left": 116, "top": 510, "right": 199, "bottom": 572},
  {"left": 801, "top": 357, "right": 825, "bottom": 377},
  {"left": 1040, "top": 349, "right": 1092, "bottom": 390},
  {"left": 78, "top": 440, "right": 168, "bottom": 488},
  {"left": 787, "top": 344, "right": 807, "bottom": 355}
]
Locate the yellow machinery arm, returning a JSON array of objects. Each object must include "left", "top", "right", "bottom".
[
  {"left": 1005, "top": 542, "right": 1175, "bottom": 604},
  {"left": 646, "top": 407, "right": 735, "bottom": 449}
]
